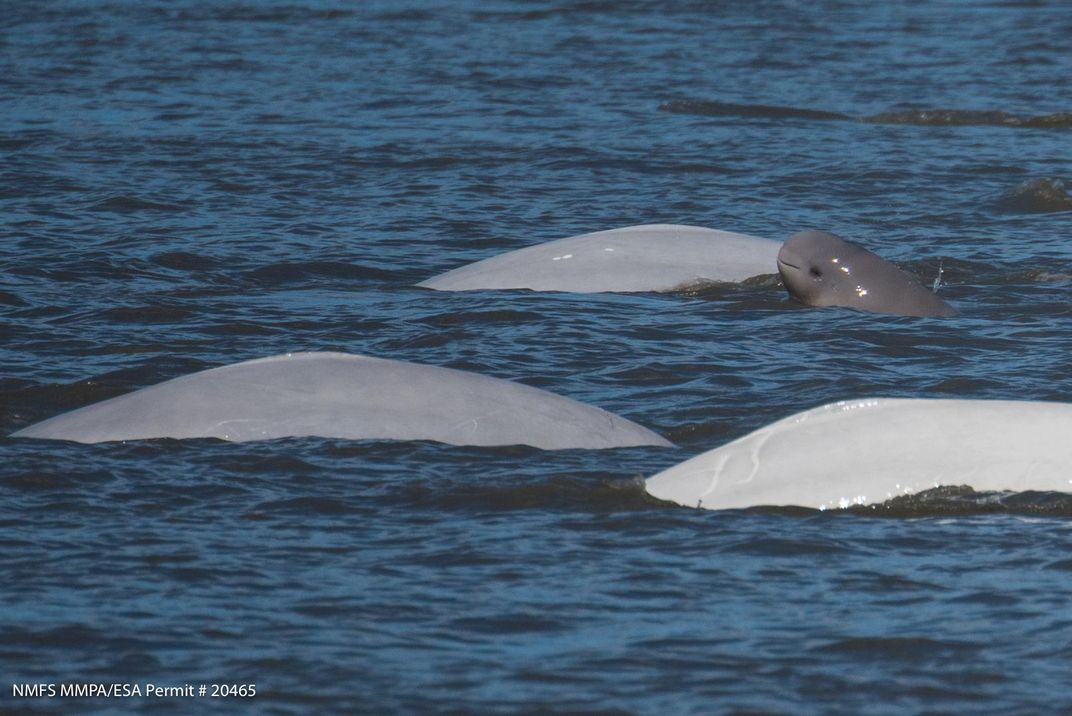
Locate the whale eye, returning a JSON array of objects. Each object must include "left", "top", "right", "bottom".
[{"left": 809, "top": 267, "right": 822, "bottom": 278}]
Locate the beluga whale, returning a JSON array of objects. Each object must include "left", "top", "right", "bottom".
[
  {"left": 645, "top": 398, "right": 1072, "bottom": 511},
  {"left": 418, "top": 224, "right": 782, "bottom": 293},
  {"left": 10, "top": 352, "right": 673, "bottom": 449},
  {"left": 776, "top": 230, "right": 956, "bottom": 317}
]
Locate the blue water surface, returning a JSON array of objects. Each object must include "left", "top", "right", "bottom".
[{"left": 2, "top": 1, "right": 1071, "bottom": 713}]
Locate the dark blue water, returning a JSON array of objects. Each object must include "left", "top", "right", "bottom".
[{"left": 3, "top": 1, "right": 1072, "bottom": 713}]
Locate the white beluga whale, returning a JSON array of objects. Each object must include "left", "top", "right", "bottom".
[
  {"left": 11, "top": 352, "right": 674, "bottom": 449},
  {"left": 645, "top": 398, "right": 1072, "bottom": 511},
  {"left": 418, "top": 224, "right": 782, "bottom": 292},
  {"left": 777, "top": 230, "right": 956, "bottom": 317}
]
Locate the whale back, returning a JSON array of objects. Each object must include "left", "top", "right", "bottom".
[
  {"left": 777, "top": 231, "right": 955, "bottom": 317},
  {"left": 11, "top": 352, "right": 674, "bottom": 449},
  {"left": 418, "top": 224, "right": 782, "bottom": 292},
  {"left": 645, "top": 398, "right": 1072, "bottom": 510}
]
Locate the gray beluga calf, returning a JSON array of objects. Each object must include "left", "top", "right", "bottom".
[
  {"left": 10, "top": 352, "right": 673, "bottom": 449},
  {"left": 645, "top": 398, "right": 1072, "bottom": 511},
  {"left": 777, "top": 230, "right": 956, "bottom": 317},
  {"left": 418, "top": 224, "right": 782, "bottom": 292}
]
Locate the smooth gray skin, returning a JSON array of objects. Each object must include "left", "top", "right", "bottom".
[
  {"left": 10, "top": 352, "right": 674, "bottom": 449},
  {"left": 418, "top": 224, "right": 782, "bottom": 292},
  {"left": 646, "top": 397, "right": 1072, "bottom": 511},
  {"left": 777, "top": 230, "right": 956, "bottom": 317}
]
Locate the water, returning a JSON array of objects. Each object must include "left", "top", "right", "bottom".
[{"left": 2, "top": 1, "right": 1071, "bottom": 713}]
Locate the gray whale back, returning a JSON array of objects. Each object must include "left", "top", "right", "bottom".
[
  {"left": 11, "top": 352, "right": 674, "bottom": 449},
  {"left": 418, "top": 224, "right": 782, "bottom": 293}
]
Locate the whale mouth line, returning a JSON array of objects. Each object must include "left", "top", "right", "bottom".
[{"left": 777, "top": 259, "right": 800, "bottom": 271}]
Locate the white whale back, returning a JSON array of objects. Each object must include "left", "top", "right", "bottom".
[
  {"left": 11, "top": 352, "right": 674, "bottom": 449},
  {"left": 646, "top": 398, "right": 1072, "bottom": 510},
  {"left": 418, "top": 224, "right": 781, "bottom": 292}
]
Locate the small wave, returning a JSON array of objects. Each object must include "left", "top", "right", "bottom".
[
  {"left": 104, "top": 74, "right": 187, "bottom": 91},
  {"left": 252, "top": 113, "right": 319, "bottom": 126},
  {"left": 815, "top": 636, "right": 980, "bottom": 660},
  {"left": 154, "top": 111, "right": 201, "bottom": 122},
  {"left": 374, "top": 9, "right": 438, "bottom": 22},
  {"left": 150, "top": 251, "right": 224, "bottom": 272},
  {"left": 740, "top": 486, "right": 1072, "bottom": 518},
  {"left": 0, "top": 290, "right": 28, "bottom": 307},
  {"left": 722, "top": 536, "right": 853, "bottom": 557},
  {"left": 661, "top": 98, "right": 1072, "bottom": 129},
  {"left": 241, "top": 261, "right": 399, "bottom": 286},
  {"left": 659, "top": 99, "right": 851, "bottom": 121},
  {"left": 0, "top": 132, "right": 52, "bottom": 151},
  {"left": 996, "top": 177, "right": 1072, "bottom": 213},
  {"left": 99, "top": 305, "right": 196, "bottom": 324},
  {"left": 249, "top": 496, "right": 359, "bottom": 516},
  {"left": 193, "top": 7, "right": 352, "bottom": 22},
  {"left": 864, "top": 109, "right": 1072, "bottom": 128},
  {"left": 416, "top": 309, "right": 545, "bottom": 327},
  {"left": 1016, "top": 269, "right": 1072, "bottom": 283},
  {"left": 403, "top": 473, "right": 658, "bottom": 513},
  {"left": 91, "top": 195, "right": 189, "bottom": 213},
  {"left": 449, "top": 613, "right": 569, "bottom": 635},
  {"left": 851, "top": 485, "right": 1072, "bottom": 517}
]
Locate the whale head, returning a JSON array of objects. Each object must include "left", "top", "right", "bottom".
[
  {"left": 776, "top": 230, "right": 956, "bottom": 317},
  {"left": 776, "top": 230, "right": 865, "bottom": 307}
]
